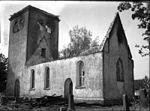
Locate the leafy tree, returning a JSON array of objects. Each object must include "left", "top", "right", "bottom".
[
  {"left": 142, "top": 76, "right": 150, "bottom": 89},
  {"left": 118, "top": 2, "right": 150, "bottom": 56},
  {"left": 0, "top": 53, "right": 8, "bottom": 92},
  {"left": 60, "top": 26, "right": 99, "bottom": 58},
  {"left": 90, "top": 36, "right": 100, "bottom": 48}
]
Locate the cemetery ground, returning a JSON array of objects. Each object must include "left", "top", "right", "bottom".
[{"left": 0, "top": 94, "right": 149, "bottom": 111}]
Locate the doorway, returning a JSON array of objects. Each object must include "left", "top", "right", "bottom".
[{"left": 64, "top": 78, "right": 73, "bottom": 100}]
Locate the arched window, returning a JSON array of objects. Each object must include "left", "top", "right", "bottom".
[
  {"left": 76, "top": 61, "right": 85, "bottom": 87},
  {"left": 116, "top": 58, "right": 124, "bottom": 82},
  {"left": 31, "top": 69, "right": 35, "bottom": 89},
  {"left": 45, "top": 67, "right": 50, "bottom": 89}
]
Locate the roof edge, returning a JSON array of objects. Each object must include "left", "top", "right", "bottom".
[
  {"left": 99, "top": 12, "right": 118, "bottom": 51},
  {"left": 99, "top": 12, "right": 133, "bottom": 58},
  {"left": 9, "top": 5, "right": 60, "bottom": 21}
]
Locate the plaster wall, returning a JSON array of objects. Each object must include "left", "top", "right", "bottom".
[
  {"left": 22, "top": 53, "right": 103, "bottom": 102},
  {"left": 103, "top": 18, "right": 134, "bottom": 101},
  {"left": 6, "top": 11, "right": 29, "bottom": 96},
  {"left": 26, "top": 8, "right": 59, "bottom": 66},
  {"left": 126, "top": 59, "right": 134, "bottom": 98}
]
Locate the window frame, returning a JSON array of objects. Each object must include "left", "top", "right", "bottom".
[
  {"left": 41, "top": 48, "right": 46, "bottom": 58},
  {"left": 116, "top": 58, "right": 124, "bottom": 82},
  {"left": 30, "top": 69, "right": 35, "bottom": 90},
  {"left": 76, "top": 61, "right": 85, "bottom": 89},
  {"left": 44, "top": 67, "right": 50, "bottom": 90}
]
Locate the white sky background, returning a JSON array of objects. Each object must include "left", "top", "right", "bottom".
[{"left": 0, "top": 1, "right": 149, "bottom": 80}]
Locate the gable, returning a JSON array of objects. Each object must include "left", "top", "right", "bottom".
[{"left": 101, "top": 12, "right": 132, "bottom": 58}]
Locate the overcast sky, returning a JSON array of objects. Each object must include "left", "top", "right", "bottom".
[{"left": 0, "top": 1, "right": 149, "bottom": 79}]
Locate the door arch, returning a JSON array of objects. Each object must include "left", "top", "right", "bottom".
[
  {"left": 14, "top": 79, "right": 20, "bottom": 98},
  {"left": 64, "top": 78, "right": 73, "bottom": 100}
]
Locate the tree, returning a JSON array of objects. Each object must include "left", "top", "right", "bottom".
[
  {"left": 118, "top": 2, "right": 150, "bottom": 56},
  {"left": 0, "top": 53, "right": 8, "bottom": 92},
  {"left": 60, "top": 26, "right": 99, "bottom": 58},
  {"left": 142, "top": 76, "right": 150, "bottom": 89},
  {"left": 90, "top": 36, "right": 100, "bottom": 48}
]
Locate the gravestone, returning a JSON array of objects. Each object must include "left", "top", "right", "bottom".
[
  {"left": 123, "top": 94, "right": 130, "bottom": 111},
  {"left": 140, "top": 89, "right": 149, "bottom": 107},
  {"left": 67, "top": 94, "right": 75, "bottom": 111},
  {"left": 14, "top": 79, "right": 20, "bottom": 102}
]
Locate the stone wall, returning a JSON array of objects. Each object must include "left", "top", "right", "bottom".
[
  {"left": 6, "top": 11, "right": 29, "bottom": 96},
  {"left": 103, "top": 14, "right": 134, "bottom": 102},
  {"left": 26, "top": 7, "right": 59, "bottom": 66},
  {"left": 22, "top": 53, "right": 103, "bottom": 102}
]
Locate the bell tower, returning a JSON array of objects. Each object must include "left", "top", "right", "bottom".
[
  {"left": 25, "top": 5, "right": 60, "bottom": 66},
  {"left": 7, "top": 5, "right": 59, "bottom": 96}
]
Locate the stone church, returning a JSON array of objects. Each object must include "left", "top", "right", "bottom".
[{"left": 6, "top": 5, "right": 134, "bottom": 104}]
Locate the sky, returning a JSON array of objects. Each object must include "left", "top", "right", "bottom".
[{"left": 0, "top": 1, "right": 149, "bottom": 80}]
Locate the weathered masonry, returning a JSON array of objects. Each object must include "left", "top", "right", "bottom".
[{"left": 7, "top": 5, "right": 134, "bottom": 104}]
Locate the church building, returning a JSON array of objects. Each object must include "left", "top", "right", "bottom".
[{"left": 6, "top": 5, "right": 134, "bottom": 104}]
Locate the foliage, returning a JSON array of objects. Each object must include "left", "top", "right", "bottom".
[
  {"left": 60, "top": 26, "right": 99, "bottom": 58},
  {"left": 0, "top": 53, "right": 8, "bottom": 92},
  {"left": 90, "top": 36, "right": 100, "bottom": 48},
  {"left": 118, "top": 2, "right": 150, "bottom": 56},
  {"left": 142, "top": 76, "right": 150, "bottom": 89}
]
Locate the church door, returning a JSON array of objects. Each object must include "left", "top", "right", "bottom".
[
  {"left": 14, "top": 79, "right": 20, "bottom": 98},
  {"left": 64, "top": 78, "right": 73, "bottom": 100}
]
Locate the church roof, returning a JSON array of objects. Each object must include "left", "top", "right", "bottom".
[
  {"left": 9, "top": 5, "right": 60, "bottom": 21},
  {"left": 80, "top": 12, "right": 132, "bottom": 58}
]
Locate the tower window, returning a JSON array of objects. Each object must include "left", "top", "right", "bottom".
[
  {"left": 30, "top": 69, "right": 35, "bottom": 89},
  {"left": 41, "top": 48, "right": 46, "bottom": 57},
  {"left": 117, "top": 28, "right": 123, "bottom": 43},
  {"left": 44, "top": 67, "right": 50, "bottom": 89}
]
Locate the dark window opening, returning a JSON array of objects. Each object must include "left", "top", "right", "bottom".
[
  {"left": 117, "top": 28, "right": 123, "bottom": 43},
  {"left": 31, "top": 69, "right": 35, "bottom": 89},
  {"left": 45, "top": 67, "right": 50, "bottom": 89},
  {"left": 116, "top": 58, "right": 124, "bottom": 82},
  {"left": 41, "top": 48, "right": 46, "bottom": 57}
]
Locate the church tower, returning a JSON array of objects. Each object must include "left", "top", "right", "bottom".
[{"left": 7, "top": 5, "right": 59, "bottom": 96}]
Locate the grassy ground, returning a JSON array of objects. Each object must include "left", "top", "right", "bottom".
[
  {"left": 0, "top": 93, "right": 149, "bottom": 111},
  {"left": 0, "top": 102, "right": 149, "bottom": 111}
]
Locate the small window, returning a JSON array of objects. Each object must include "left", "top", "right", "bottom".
[
  {"left": 76, "top": 61, "right": 85, "bottom": 88},
  {"left": 31, "top": 69, "right": 35, "bottom": 89},
  {"left": 13, "top": 21, "right": 19, "bottom": 33},
  {"left": 46, "top": 25, "right": 51, "bottom": 34},
  {"left": 41, "top": 48, "right": 46, "bottom": 57},
  {"left": 44, "top": 67, "right": 50, "bottom": 89},
  {"left": 116, "top": 58, "right": 124, "bottom": 82},
  {"left": 117, "top": 28, "right": 123, "bottom": 43}
]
